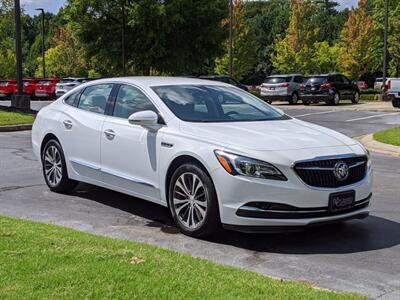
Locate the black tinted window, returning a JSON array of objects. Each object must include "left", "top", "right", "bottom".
[
  {"left": 305, "top": 77, "right": 327, "bottom": 85},
  {"left": 78, "top": 84, "right": 113, "bottom": 114},
  {"left": 113, "top": 85, "right": 158, "bottom": 119},
  {"left": 264, "top": 77, "right": 291, "bottom": 84},
  {"left": 341, "top": 75, "right": 350, "bottom": 84},
  {"left": 294, "top": 76, "right": 303, "bottom": 83}
]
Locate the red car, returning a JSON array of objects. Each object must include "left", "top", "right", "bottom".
[
  {"left": 35, "top": 79, "right": 59, "bottom": 100},
  {"left": 13, "top": 79, "right": 39, "bottom": 99},
  {"left": 357, "top": 81, "right": 368, "bottom": 90},
  {"left": 0, "top": 80, "right": 17, "bottom": 99}
]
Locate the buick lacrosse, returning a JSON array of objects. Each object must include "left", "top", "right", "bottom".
[{"left": 32, "top": 77, "right": 372, "bottom": 237}]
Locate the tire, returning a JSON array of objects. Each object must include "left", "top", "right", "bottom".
[
  {"left": 331, "top": 92, "right": 340, "bottom": 105},
  {"left": 351, "top": 92, "right": 360, "bottom": 104},
  {"left": 41, "top": 139, "right": 78, "bottom": 193},
  {"left": 168, "top": 163, "right": 220, "bottom": 237},
  {"left": 393, "top": 97, "right": 400, "bottom": 108},
  {"left": 302, "top": 100, "right": 310, "bottom": 105},
  {"left": 289, "top": 93, "right": 299, "bottom": 105}
]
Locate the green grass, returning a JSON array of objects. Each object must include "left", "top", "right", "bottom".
[
  {"left": 0, "top": 216, "right": 363, "bottom": 300},
  {"left": 0, "top": 110, "right": 35, "bottom": 126},
  {"left": 373, "top": 127, "right": 400, "bottom": 146}
]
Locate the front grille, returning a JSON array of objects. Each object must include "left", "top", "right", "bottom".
[{"left": 294, "top": 156, "right": 368, "bottom": 188}]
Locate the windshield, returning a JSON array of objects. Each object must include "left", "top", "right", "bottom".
[
  {"left": 305, "top": 77, "right": 327, "bottom": 85},
  {"left": 264, "top": 77, "right": 290, "bottom": 84},
  {"left": 152, "top": 85, "right": 288, "bottom": 122}
]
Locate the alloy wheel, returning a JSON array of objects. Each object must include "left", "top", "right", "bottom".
[
  {"left": 172, "top": 172, "right": 208, "bottom": 230},
  {"left": 334, "top": 93, "right": 340, "bottom": 105},
  {"left": 44, "top": 145, "right": 63, "bottom": 187}
]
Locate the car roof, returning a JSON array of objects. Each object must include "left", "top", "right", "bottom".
[
  {"left": 83, "top": 76, "right": 232, "bottom": 88},
  {"left": 267, "top": 74, "right": 302, "bottom": 77}
]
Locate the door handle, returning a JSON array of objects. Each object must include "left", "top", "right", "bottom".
[
  {"left": 104, "top": 129, "right": 116, "bottom": 140},
  {"left": 63, "top": 120, "right": 73, "bottom": 129}
]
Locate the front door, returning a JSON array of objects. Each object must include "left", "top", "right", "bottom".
[{"left": 100, "top": 84, "right": 164, "bottom": 202}]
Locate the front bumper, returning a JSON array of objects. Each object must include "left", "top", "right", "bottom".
[{"left": 210, "top": 148, "right": 372, "bottom": 230}]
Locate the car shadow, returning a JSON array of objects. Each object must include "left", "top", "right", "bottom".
[{"left": 72, "top": 183, "right": 400, "bottom": 255}]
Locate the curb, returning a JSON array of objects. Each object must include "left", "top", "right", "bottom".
[
  {"left": 355, "top": 134, "right": 400, "bottom": 158},
  {"left": 0, "top": 124, "right": 32, "bottom": 132}
]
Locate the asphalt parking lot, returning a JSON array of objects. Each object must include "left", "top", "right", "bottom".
[{"left": 0, "top": 102, "right": 399, "bottom": 299}]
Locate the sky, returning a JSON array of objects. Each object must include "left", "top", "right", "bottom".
[{"left": 21, "top": 0, "right": 360, "bottom": 16}]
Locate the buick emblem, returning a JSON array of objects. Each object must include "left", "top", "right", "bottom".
[{"left": 333, "top": 161, "right": 349, "bottom": 181}]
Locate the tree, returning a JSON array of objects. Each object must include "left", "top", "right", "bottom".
[
  {"left": 312, "top": 41, "right": 339, "bottom": 73},
  {"left": 35, "top": 27, "right": 88, "bottom": 77},
  {"left": 272, "top": 0, "right": 320, "bottom": 75},
  {"left": 337, "top": 0, "right": 375, "bottom": 79},
  {"left": 312, "top": 0, "right": 345, "bottom": 44},
  {"left": 388, "top": 7, "right": 400, "bottom": 77},
  {"left": 65, "top": 0, "right": 227, "bottom": 76},
  {"left": 245, "top": 0, "right": 290, "bottom": 82},
  {"left": 215, "top": 0, "right": 258, "bottom": 80},
  {"left": 0, "top": 0, "right": 16, "bottom": 78}
]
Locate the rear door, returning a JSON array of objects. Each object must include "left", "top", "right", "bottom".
[{"left": 59, "top": 83, "right": 114, "bottom": 182}]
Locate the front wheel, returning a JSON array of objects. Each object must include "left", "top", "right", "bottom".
[
  {"left": 352, "top": 92, "right": 360, "bottom": 104},
  {"left": 42, "top": 139, "right": 78, "bottom": 193},
  {"left": 168, "top": 163, "right": 220, "bottom": 237}
]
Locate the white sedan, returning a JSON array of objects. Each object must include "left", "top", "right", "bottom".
[{"left": 32, "top": 77, "right": 372, "bottom": 237}]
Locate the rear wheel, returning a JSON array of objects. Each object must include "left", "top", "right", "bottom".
[
  {"left": 351, "top": 92, "right": 360, "bottom": 104},
  {"left": 302, "top": 100, "right": 310, "bottom": 105},
  {"left": 168, "top": 163, "right": 220, "bottom": 237},
  {"left": 42, "top": 139, "right": 78, "bottom": 193},
  {"left": 331, "top": 92, "right": 340, "bottom": 105},
  {"left": 289, "top": 93, "right": 299, "bottom": 105}
]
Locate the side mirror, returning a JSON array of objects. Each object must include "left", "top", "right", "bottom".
[{"left": 128, "top": 110, "right": 158, "bottom": 126}]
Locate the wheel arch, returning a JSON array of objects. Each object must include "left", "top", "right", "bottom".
[
  {"left": 164, "top": 154, "right": 214, "bottom": 207},
  {"left": 40, "top": 133, "right": 60, "bottom": 158}
]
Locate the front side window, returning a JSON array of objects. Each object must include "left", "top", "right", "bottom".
[
  {"left": 113, "top": 85, "right": 158, "bottom": 119},
  {"left": 78, "top": 84, "right": 113, "bottom": 114},
  {"left": 152, "top": 85, "right": 287, "bottom": 122}
]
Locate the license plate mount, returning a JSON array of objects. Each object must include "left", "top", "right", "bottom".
[{"left": 329, "top": 190, "right": 355, "bottom": 212}]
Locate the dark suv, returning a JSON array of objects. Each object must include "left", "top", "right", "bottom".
[{"left": 300, "top": 73, "right": 360, "bottom": 105}]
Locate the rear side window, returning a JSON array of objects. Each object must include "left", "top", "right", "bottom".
[
  {"left": 113, "top": 85, "right": 158, "bottom": 119},
  {"left": 264, "top": 77, "right": 290, "bottom": 84},
  {"left": 64, "top": 90, "right": 81, "bottom": 107},
  {"left": 78, "top": 84, "right": 113, "bottom": 115}
]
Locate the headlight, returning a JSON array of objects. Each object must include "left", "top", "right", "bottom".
[{"left": 214, "top": 150, "right": 287, "bottom": 181}]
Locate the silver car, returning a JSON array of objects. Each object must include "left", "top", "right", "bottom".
[
  {"left": 55, "top": 78, "right": 86, "bottom": 98},
  {"left": 260, "top": 74, "right": 304, "bottom": 104}
]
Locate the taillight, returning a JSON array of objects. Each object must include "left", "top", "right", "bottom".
[
  {"left": 300, "top": 84, "right": 305, "bottom": 91},
  {"left": 280, "top": 83, "right": 289, "bottom": 88},
  {"left": 387, "top": 80, "right": 391, "bottom": 90},
  {"left": 321, "top": 83, "right": 332, "bottom": 89}
]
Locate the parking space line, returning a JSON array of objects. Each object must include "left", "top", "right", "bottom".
[
  {"left": 346, "top": 112, "right": 399, "bottom": 122},
  {"left": 292, "top": 111, "right": 335, "bottom": 117}
]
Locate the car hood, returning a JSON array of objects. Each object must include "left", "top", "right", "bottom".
[{"left": 180, "top": 118, "right": 357, "bottom": 151}]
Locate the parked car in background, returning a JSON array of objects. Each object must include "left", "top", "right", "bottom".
[
  {"left": 374, "top": 78, "right": 383, "bottom": 89},
  {"left": 13, "top": 79, "right": 39, "bottom": 99},
  {"left": 56, "top": 78, "right": 86, "bottom": 98},
  {"left": 35, "top": 79, "right": 60, "bottom": 100},
  {"left": 0, "top": 80, "right": 17, "bottom": 99},
  {"left": 357, "top": 81, "right": 368, "bottom": 90},
  {"left": 386, "top": 78, "right": 400, "bottom": 108},
  {"left": 300, "top": 73, "right": 360, "bottom": 105},
  {"left": 199, "top": 75, "right": 248, "bottom": 91},
  {"left": 260, "top": 74, "right": 303, "bottom": 104}
]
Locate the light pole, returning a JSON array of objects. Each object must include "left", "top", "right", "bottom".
[
  {"left": 12, "top": 0, "right": 30, "bottom": 110},
  {"left": 121, "top": 0, "right": 126, "bottom": 76},
  {"left": 382, "top": 0, "right": 389, "bottom": 94},
  {"left": 228, "top": 0, "right": 233, "bottom": 78},
  {"left": 35, "top": 8, "right": 45, "bottom": 78}
]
